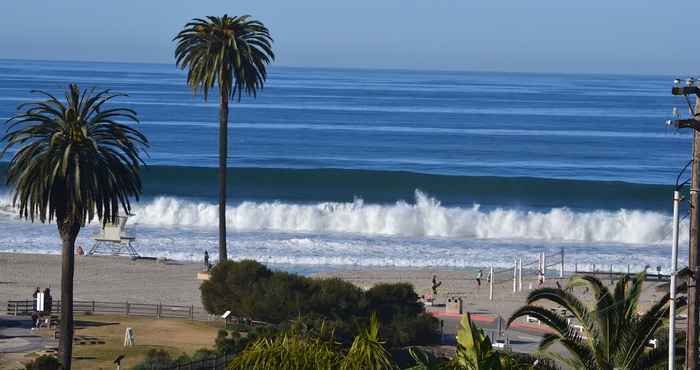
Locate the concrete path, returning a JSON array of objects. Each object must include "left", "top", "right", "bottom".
[
  {"left": 430, "top": 310, "right": 546, "bottom": 354},
  {"left": 0, "top": 315, "right": 48, "bottom": 354}
]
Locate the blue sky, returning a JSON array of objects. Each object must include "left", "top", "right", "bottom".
[{"left": 1, "top": 0, "right": 697, "bottom": 74}]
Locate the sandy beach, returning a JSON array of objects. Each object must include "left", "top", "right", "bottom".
[
  {"left": 0, "top": 253, "right": 203, "bottom": 307},
  {"left": 0, "top": 252, "right": 670, "bottom": 322}
]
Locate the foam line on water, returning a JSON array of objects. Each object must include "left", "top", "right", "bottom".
[
  {"left": 0, "top": 190, "right": 683, "bottom": 245},
  {"left": 121, "top": 191, "right": 679, "bottom": 245}
]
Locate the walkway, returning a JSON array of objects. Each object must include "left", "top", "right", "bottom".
[{"left": 0, "top": 315, "right": 51, "bottom": 354}]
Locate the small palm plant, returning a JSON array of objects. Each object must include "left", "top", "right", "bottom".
[
  {"left": 452, "top": 312, "right": 503, "bottom": 370},
  {"left": 227, "top": 314, "right": 398, "bottom": 370},
  {"left": 508, "top": 272, "right": 682, "bottom": 370},
  {"left": 341, "top": 313, "right": 397, "bottom": 370},
  {"left": 1, "top": 84, "right": 148, "bottom": 369},
  {"left": 174, "top": 14, "right": 274, "bottom": 262}
]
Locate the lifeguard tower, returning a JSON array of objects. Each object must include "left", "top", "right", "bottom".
[{"left": 88, "top": 215, "right": 139, "bottom": 258}]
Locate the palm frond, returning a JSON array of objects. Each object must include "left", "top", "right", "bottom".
[
  {"left": 1, "top": 84, "right": 148, "bottom": 225},
  {"left": 173, "top": 14, "right": 274, "bottom": 101}
]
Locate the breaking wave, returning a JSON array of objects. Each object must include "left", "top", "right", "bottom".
[{"left": 123, "top": 191, "right": 680, "bottom": 245}]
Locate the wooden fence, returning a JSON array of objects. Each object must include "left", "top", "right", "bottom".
[{"left": 6, "top": 300, "right": 210, "bottom": 321}]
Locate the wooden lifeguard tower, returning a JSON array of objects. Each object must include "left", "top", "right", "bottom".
[{"left": 88, "top": 215, "right": 139, "bottom": 258}]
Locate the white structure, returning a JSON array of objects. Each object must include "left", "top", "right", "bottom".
[
  {"left": 669, "top": 190, "right": 681, "bottom": 370},
  {"left": 124, "top": 327, "right": 135, "bottom": 347},
  {"left": 88, "top": 215, "right": 139, "bottom": 258}
]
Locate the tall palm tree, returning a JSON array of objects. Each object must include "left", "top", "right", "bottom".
[
  {"left": 174, "top": 14, "right": 274, "bottom": 262},
  {"left": 508, "top": 272, "right": 683, "bottom": 370},
  {"left": 1, "top": 84, "right": 148, "bottom": 369}
]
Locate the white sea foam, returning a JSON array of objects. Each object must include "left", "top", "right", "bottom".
[
  {"left": 0, "top": 190, "right": 682, "bottom": 245},
  {"left": 0, "top": 190, "right": 684, "bottom": 271},
  {"left": 119, "top": 191, "right": 680, "bottom": 245}
]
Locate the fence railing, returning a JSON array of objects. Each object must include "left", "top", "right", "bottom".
[
  {"left": 6, "top": 300, "right": 210, "bottom": 321},
  {"left": 142, "top": 353, "right": 236, "bottom": 370}
]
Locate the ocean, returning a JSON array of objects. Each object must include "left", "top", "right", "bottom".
[{"left": 0, "top": 59, "right": 691, "bottom": 272}]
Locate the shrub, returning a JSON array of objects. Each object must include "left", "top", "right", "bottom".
[
  {"left": 201, "top": 260, "right": 440, "bottom": 348},
  {"left": 25, "top": 355, "right": 61, "bottom": 370},
  {"left": 226, "top": 332, "right": 344, "bottom": 370},
  {"left": 191, "top": 348, "right": 217, "bottom": 360},
  {"left": 131, "top": 349, "right": 176, "bottom": 370},
  {"left": 308, "top": 278, "right": 366, "bottom": 319},
  {"left": 215, "top": 329, "right": 244, "bottom": 355},
  {"left": 227, "top": 316, "right": 401, "bottom": 370},
  {"left": 380, "top": 313, "right": 439, "bottom": 347},
  {"left": 366, "top": 283, "right": 422, "bottom": 321},
  {"left": 201, "top": 260, "right": 273, "bottom": 316},
  {"left": 252, "top": 272, "right": 313, "bottom": 323}
]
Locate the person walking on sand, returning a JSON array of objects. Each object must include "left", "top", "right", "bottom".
[
  {"left": 538, "top": 270, "right": 545, "bottom": 288},
  {"left": 204, "top": 250, "right": 211, "bottom": 271},
  {"left": 476, "top": 269, "right": 483, "bottom": 288},
  {"left": 431, "top": 275, "right": 442, "bottom": 295}
]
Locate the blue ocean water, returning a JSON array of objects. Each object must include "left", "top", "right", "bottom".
[{"left": 0, "top": 59, "right": 691, "bottom": 270}]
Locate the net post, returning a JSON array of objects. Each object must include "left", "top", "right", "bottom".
[
  {"left": 542, "top": 251, "right": 546, "bottom": 282},
  {"left": 560, "top": 247, "right": 564, "bottom": 278},
  {"left": 513, "top": 258, "right": 517, "bottom": 293},
  {"left": 518, "top": 258, "right": 523, "bottom": 292},
  {"left": 489, "top": 266, "right": 494, "bottom": 301}
]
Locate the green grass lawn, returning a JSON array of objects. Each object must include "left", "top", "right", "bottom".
[{"left": 33, "top": 315, "right": 224, "bottom": 370}]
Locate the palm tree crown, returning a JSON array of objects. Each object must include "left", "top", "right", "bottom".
[
  {"left": 2, "top": 84, "right": 148, "bottom": 225},
  {"left": 508, "top": 273, "right": 681, "bottom": 370},
  {"left": 174, "top": 14, "right": 274, "bottom": 100}
]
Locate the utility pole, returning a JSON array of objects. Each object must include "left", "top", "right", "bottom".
[{"left": 670, "top": 78, "right": 700, "bottom": 370}]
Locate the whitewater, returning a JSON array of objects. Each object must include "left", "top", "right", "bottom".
[{"left": 0, "top": 191, "right": 685, "bottom": 270}]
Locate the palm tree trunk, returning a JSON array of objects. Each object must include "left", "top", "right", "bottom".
[
  {"left": 218, "top": 90, "right": 229, "bottom": 262},
  {"left": 57, "top": 218, "right": 80, "bottom": 370}
]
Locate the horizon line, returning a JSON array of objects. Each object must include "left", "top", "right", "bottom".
[{"left": 0, "top": 57, "right": 684, "bottom": 79}]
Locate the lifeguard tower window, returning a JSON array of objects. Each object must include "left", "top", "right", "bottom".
[{"left": 88, "top": 215, "right": 139, "bottom": 258}]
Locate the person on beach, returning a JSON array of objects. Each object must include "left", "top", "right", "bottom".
[
  {"left": 76, "top": 245, "right": 84, "bottom": 256},
  {"left": 43, "top": 287, "right": 52, "bottom": 314},
  {"left": 204, "top": 251, "right": 211, "bottom": 271},
  {"left": 476, "top": 270, "right": 483, "bottom": 287},
  {"left": 538, "top": 270, "right": 545, "bottom": 287},
  {"left": 32, "top": 287, "right": 40, "bottom": 310},
  {"left": 431, "top": 275, "right": 442, "bottom": 295},
  {"left": 31, "top": 311, "right": 39, "bottom": 330}
]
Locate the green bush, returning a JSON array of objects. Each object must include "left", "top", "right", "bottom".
[
  {"left": 201, "top": 260, "right": 439, "bottom": 348},
  {"left": 25, "top": 355, "right": 61, "bottom": 370},
  {"left": 380, "top": 313, "right": 440, "bottom": 347},
  {"left": 131, "top": 349, "right": 177, "bottom": 370},
  {"left": 215, "top": 329, "right": 246, "bottom": 355},
  {"left": 366, "top": 283, "right": 422, "bottom": 321},
  {"left": 252, "top": 272, "right": 313, "bottom": 323},
  {"left": 134, "top": 349, "right": 175, "bottom": 370},
  {"left": 201, "top": 260, "right": 273, "bottom": 316},
  {"left": 308, "top": 277, "right": 366, "bottom": 319},
  {"left": 225, "top": 331, "right": 344, "bottom": 370}
]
